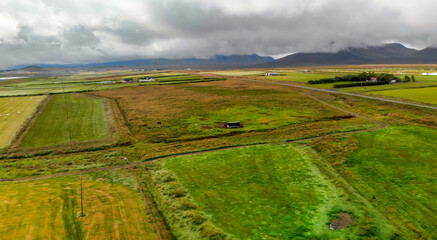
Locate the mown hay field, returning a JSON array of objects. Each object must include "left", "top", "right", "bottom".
[
  {"left": 0, "top": 96, "right": 45, "bottom": 148},
  {"left": 21, "top": 94, "right": 109, "bottom": 147},
  {"left": 0, "top": 176, "right": 156, "bottom": 239}
]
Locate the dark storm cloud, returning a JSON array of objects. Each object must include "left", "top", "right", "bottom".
[{"left": 0, "top": 0, "right": 436, "bottom": 68}]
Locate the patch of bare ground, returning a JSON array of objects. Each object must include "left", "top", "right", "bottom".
[{"left": 330, "top": 212, "right": 355, "bottom": 230}]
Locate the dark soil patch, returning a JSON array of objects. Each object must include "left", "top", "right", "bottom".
[
  {"left": 215, "top": 122, "right": 227, "bottom": 129},
  {"left": 201, "top": 126, "right": 212, "bottom": 129},
  {"left": 330, "top": 212, "right": 355, "bottom": 230}
]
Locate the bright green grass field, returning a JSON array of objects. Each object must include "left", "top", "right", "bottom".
[
  {"left": 21, "top": 94, "right": 109, "bottom": 147},
  {"left": 203, "top": 71, "right": 265, "bottom": 76},
  {"left": 346, "top": 125, "right": 437, "bottom": 238},
  {"left": 162, "top": 144, "right": 390, "bottom": 239},
  {"left": 368, "top": 87, "right": 437, "bottom": 104},
  {"left": 258, "top": 72, "right": 340, "bottom": 83}
]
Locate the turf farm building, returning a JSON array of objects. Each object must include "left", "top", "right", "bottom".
[{"left": 226, "top": 122, "right": 241, "bottom": 128}]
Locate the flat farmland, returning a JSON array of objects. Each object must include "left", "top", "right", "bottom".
[
  {"left": 148, "top": 144, "right": 394, "bottom": 239},
  {"left": 21, "top": 94, "right": 109, "bottom": 147},
  {"left": 0, "top": 96, "right": 45, "bottom": 148},
  {"left": 202, "top": 70, "right": 265, "bottom": 76},
  {"left": 96, "top": 80, "right": 372, "bottom": 145},
  {"left": 368, "top": 87, "right": 437, "bottom": 104},
  {"left": 312, "top": 125, "right": 437, "bottom": 239},
  {"left": 0, "top": 176, "right": 156, "bottom": 239}
]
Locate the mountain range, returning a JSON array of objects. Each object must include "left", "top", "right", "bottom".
[
  {"left": 256, "top": 43, "right": 437, "bottom": 68},
  {"left": 8, "top": 54, "right": 273, "bottom": 70}
]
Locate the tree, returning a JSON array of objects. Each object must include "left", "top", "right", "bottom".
[
  {"left": 404, "top": 75, "right": 411, "bottom": 82},
  {"left": 411, "top": 75, "right": 416, "bottom": 82}
]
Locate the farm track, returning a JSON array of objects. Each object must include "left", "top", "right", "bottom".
[{"left": 0, "top": 89, "right": 386, "bottom": 182}]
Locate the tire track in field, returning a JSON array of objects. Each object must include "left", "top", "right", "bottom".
[{"left": 0, "top": 89, "right": 386, "bottom": 183}]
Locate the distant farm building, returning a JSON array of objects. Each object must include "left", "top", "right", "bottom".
[
  {"left": 226, "top": 122, "right": 241, "bottom": 128},
  {"left": 266, "top": 72, "right": 279, "bottom": 76},
  {"left": 367, "top": 77, "right": 377, "bottom": 82},
  {"left": 139, "top": 78, "right": 156, "bottom": 83},
  {"left": 422, "top": 73, "right": 437, "bottom": 75},
  {"left": 120, "top": 78, "right": 133, "bottom": 83}
]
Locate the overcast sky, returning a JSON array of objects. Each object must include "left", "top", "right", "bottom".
[{"left": 0, "top": 0, "right": 436, "bottom": 69}]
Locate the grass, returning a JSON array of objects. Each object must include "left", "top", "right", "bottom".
[
  {"left": 368, "top": 87, "right": 437, "bottom": 104},
  {"left": 312, "top": 125, "right": 437, "bottom": 239},
  {"left": 0, "top": 96, "right": 46, "bottom": 148},
  {"left": 21, "top": 94, "right": 109, "bottom": 147},
  {"left": 154, "top": 144, "right": 394, "bottom": 239},
  {"left": 258, "top": 71, "right": 339, "bottom": 83},
  {"left": 96, "top": 80, "right": 367, "bottom": 144},
  {"left": 203, "top": 70, "right": 266, "bottom": 76},
  {"left": 0, "top": 72, "right": 225, "bottom": 97},
  {"left": 0, "top": 175, "right": 155, "bottom": 239}
]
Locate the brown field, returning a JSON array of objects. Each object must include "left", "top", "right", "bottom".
[{"left": 95, "top": 79, "right": 374, "bottom": 160}]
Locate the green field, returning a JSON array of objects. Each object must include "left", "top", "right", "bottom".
[
  {"left": 368, "top": 87, "right": 437, "bottom": 104},
  {"left": 0, "top": 96, "right": 45, "bottom": 148},
  {"left": 0, "top": 176, "right": 155, "bottom": 239},
  {"left": 312, "top": 125, "right": 437, "bottom": 239},
  {"left": 0, "top": 72, "right": 225, "bottom": 97},
  {"left": 151, "top": 144, "right": 394, "bottom": 239},
  {"left": 21, "top": 94, "right": 109, "bottom": 147},
  {"left": 203, "top": 70, "right": 266, "bottom": 76},
  {"left": 258, "top": 71, "right": 339, "bottom": 83}
]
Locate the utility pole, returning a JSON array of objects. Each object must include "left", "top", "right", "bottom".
[{"left": 79, "top": 178, "right": 86, "bottom": 217}]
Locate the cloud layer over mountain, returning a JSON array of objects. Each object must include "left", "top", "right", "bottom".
[{"left": 0, "top": 0, "right": 436, "bottom": 68}]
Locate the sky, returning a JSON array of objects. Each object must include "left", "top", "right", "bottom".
[{"left": 0, "top": 0, "right": 436, "bottom": 69}]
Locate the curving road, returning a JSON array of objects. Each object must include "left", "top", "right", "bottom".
[{"left": 246, "top": 79, "right": 437, "bottom": 110}]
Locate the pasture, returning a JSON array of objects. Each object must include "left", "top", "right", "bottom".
[
  {"left": 202, "top": 70, "right": 265, "bottom": 76},
  {"left": 150, "top": 144, "right": 394, "bottom": 239},
  {"left": 95, "top": 79, "right": 372, "bottom": 145},
  {"left": 312, "top": 125, "right": 437, "bottom": 239},
  {"left": 369, "top": 87, "right": 437, "bottom": 104},
  {"left": 21, "top": 94, "right": 109, "bottom": 147},
  {"left": 0, "top": 176, "right": 155, "bottom": 239},
  {"left": 0, "top": 72, "right": 224, "bottom": 97},
  {"left": 0, "top": 96, "right": 45, "bottom": 148}
]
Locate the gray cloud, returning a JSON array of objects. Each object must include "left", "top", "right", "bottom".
[{"left": 0, "top": 0, "right": 436, "bottom": 68}]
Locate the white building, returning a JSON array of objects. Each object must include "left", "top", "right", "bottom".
[
  {"left": 139, "top": 78, "right": 156, "bottom": 82},
  {"left": 266, "top": 72, "right": 279, "bottom": 76}
]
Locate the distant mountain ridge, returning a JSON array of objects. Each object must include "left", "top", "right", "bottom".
[
  {"left": 12, "top": 54, "right": 274, "bottom": 70},
  {"left": 256, "top": 43, "right": 437, "bottom": 67}
]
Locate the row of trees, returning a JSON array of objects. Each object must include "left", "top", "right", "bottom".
[{"left": 308, "top": 72, "right": 419, "bottom": 88}]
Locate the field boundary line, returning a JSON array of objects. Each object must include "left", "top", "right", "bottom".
[{"left": 130, "top": 167, "right": 175, "bottom": 240}]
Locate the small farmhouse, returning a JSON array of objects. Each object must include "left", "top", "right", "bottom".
[{"left": 367, "top": 77, "right": 377, "bottom": 82}]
